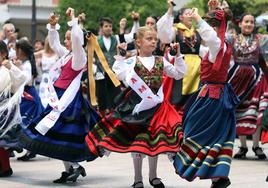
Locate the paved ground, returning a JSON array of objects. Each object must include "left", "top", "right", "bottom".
[{"left": 0, "top": 139, "right": 267, "bottom": 188}]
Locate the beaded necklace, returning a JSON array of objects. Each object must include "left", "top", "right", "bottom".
[{"left": 235, "top": 34, "right": 258, "bottom": 55}]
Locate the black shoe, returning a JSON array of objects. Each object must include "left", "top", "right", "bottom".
[
  {"left": 149, "top": 178, "right": 165, "bottom": 188},
  {"left": 132, "top": 181, "right": 144, "bottom": 188},
  {"left": 9, "top": 151, "right": 15, "bottom": 158},
  {"left": 17, "top": 152, "right": 36, "bottom": 161},
  {"left": 233, "top": 147, "right": 248, "bottom": 159},
  {"left": 0, "top": 168, "right": 13, "bottom": 177},
  {"left": 210, "top": 178, "right": 231, "bottom": 188},
  {"left": 66, "top": 166, "right": 86, "bottom": 182},
  {"left": 266, "top": 175, "right": 268, "bottom": 182},
  {"left": 252, "top": 147, "right": 267, "bottom": 159},
  {"left": 53, "top": 172, "right": 71, "bottom": 183}
]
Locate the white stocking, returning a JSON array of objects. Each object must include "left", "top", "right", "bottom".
[
  {"left": 132, "top": 153, "right": 144, "bottom": 182},
  {"left": 252, "top": 126, "right": 262, "bottom": 148},
  {"left": 148, "top": 156, "right": 158, "bottom": 181}
]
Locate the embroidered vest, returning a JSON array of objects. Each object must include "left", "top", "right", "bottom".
[
  {"left": 233, "top": 34, "right": 260, "bottom": 65},
  {"left": 95, "top": 35, "right": 118, "bottom": 73},
  {"left": 134, "top": 56, "right": 164, "bottom": 93}
]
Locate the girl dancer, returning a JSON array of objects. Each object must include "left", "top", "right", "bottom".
[
  {"left": 19, "top": 8, "right": 100, "bottom": 183},
  {"left": 157, "top": 0, "right": 202, "bottom": 108},
  {"left": 172, "top": 5, "right": 238, "bottom": 188},
  {"left": 86, "top": 26, "right": 186, "bottom": 188}
]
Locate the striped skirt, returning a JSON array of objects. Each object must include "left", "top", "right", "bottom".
[
  {"left": 173, "top": 83, "right": 239, "bottom": 181},
  {"left": 85, "top": 88, "right": 184, "bottom": 156}
]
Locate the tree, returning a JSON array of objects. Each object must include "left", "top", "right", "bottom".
[{"left": 56, "top": 0, "right": 168, "bottom": 36}]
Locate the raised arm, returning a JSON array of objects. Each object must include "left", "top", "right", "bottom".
[
  {"left": 164, "top": 43, "right": 187, "bottom": 80},
  {"left": 191, "top": 8, "right": 221, "bottom": 63},
  {"left": 157, "top": 0, "right": 176, "bottom": 43},
  {"left": 66, "top": 7, "right": 87, "bottom": 71},
  {"left": 47, "top": 13, "right": 68, "bottom": 58}
]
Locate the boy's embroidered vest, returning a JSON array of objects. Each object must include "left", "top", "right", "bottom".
[{"left": 95, "top": 35, "right": 117, "bottom": 72}]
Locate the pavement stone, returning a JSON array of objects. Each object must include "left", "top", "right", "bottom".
[{"left": 0, "top": 139, "right": 267, "bottom": 188}]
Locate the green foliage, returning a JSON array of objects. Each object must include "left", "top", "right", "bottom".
[{"left": 57, "top": 0, "right": 167, "bottom": 36}]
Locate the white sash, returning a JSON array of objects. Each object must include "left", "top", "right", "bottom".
[
  {"left": 35, "top": 54, "right": 83, "bottom": 135},
  {"left": 125, "top": 68, "right": 163, "bottom": 115}
]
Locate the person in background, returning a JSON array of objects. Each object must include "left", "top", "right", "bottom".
[
  {"left": 0, "top": 41, "right": 27, "bottom": 177},
  {"left": 94, "top": 14, "right": 139, "bottom": 117},
  {"left": 2, "top": 22, "right": 16, "bottom": 59},
  {"left": 229, "top": 13, "right": 268, "bottom": 160}
]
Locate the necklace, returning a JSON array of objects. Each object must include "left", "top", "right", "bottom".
[{"left": 178, "top": 30, "right": 197, "bottom": 53}]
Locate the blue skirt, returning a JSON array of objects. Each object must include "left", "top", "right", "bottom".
[
  {"left": 19, "top": 87, "right": 100, "bottom": 162},
  {"left": 20, "top": 86, "right": 44, "bottom": 126},
  {"left": 173, "top": 83, "right": 239, "bottom": 181}
]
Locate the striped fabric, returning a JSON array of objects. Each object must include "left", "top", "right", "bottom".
[
  {"left": 85, "top": 102, "right": 184, "bottom": 156},
  {"left": 236, "top": 75, "right": 268, "bottom": 135},
  {"left": 174, "top": 83, "right": 237, "bottom": 181},
  {"left": 174, "top": 138, "right": 233, "bottom": 181}
]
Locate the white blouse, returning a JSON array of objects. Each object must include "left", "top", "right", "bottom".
[
  {"left": 112, "top": 55, "right": 187, "bottom": 81},
  {"left": 157, "top": 12, "right": 224, "bottom": 63},
  {"left": 47, "top": 18, "right": 86, "bottom": 71}
]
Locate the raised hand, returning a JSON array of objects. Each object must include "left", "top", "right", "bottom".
[
  {"left": 48, "top": 12, "right": 60, "bottom": 26},
  {"left": 78, "top": 13, "right": 86, "bottom": 23},
  {"left": 167, "top": 0, "right": 175, "bottom": 15},
  {"left": 169, "top": 42, "right": 181, "bottom": 57},
  {"left": 131, "top": 11, "right": 140, "bottom": 21},
  {"left": 1, "top": 59, "right": 12, "bottom": 69},
  {"left": 117, "top": 43, "right": 127, "bottom": 57},
  {"left": 66, "top": 7, "right": 75, "bottom": 20},
  {"left": 189, "top": 8, "right": 202, "bottom": 22}
]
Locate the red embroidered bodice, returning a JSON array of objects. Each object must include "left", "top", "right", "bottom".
[{"left": 54, "top": 58, "right": 82, "bottom": 89}]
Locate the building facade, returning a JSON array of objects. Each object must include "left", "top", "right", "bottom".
[{"left": 0, "top": 0, "right": 59, "bottom": 41}]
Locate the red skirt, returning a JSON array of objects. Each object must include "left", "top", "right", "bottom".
[
  {"left": 85, "top": 77, "right": 183, "bottom": 156},
  {"left": 85, "top": 100, "right": 183, "bottom": 156}
]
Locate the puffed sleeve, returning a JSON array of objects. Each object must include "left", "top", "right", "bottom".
[
  {"left": 47, "top": 23, "right": 69, "bottom": 58},
  {"left": 112, "top": 55, "right": 136, "bottom": 81},
  {"left": 68, "top": 18, "right": 87, "bottom": 71},
  {"left": 163, "top": 55, "right": 187, "bottom": 80},
  {"left": 9, "top": 63, "right": 28, "bottom": 92},
  {"left": 197, "top": 20, "right": 222, "bottom": 63},
  {"left": 157, "top": 12, "right": 176, "bottom": 44}
]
